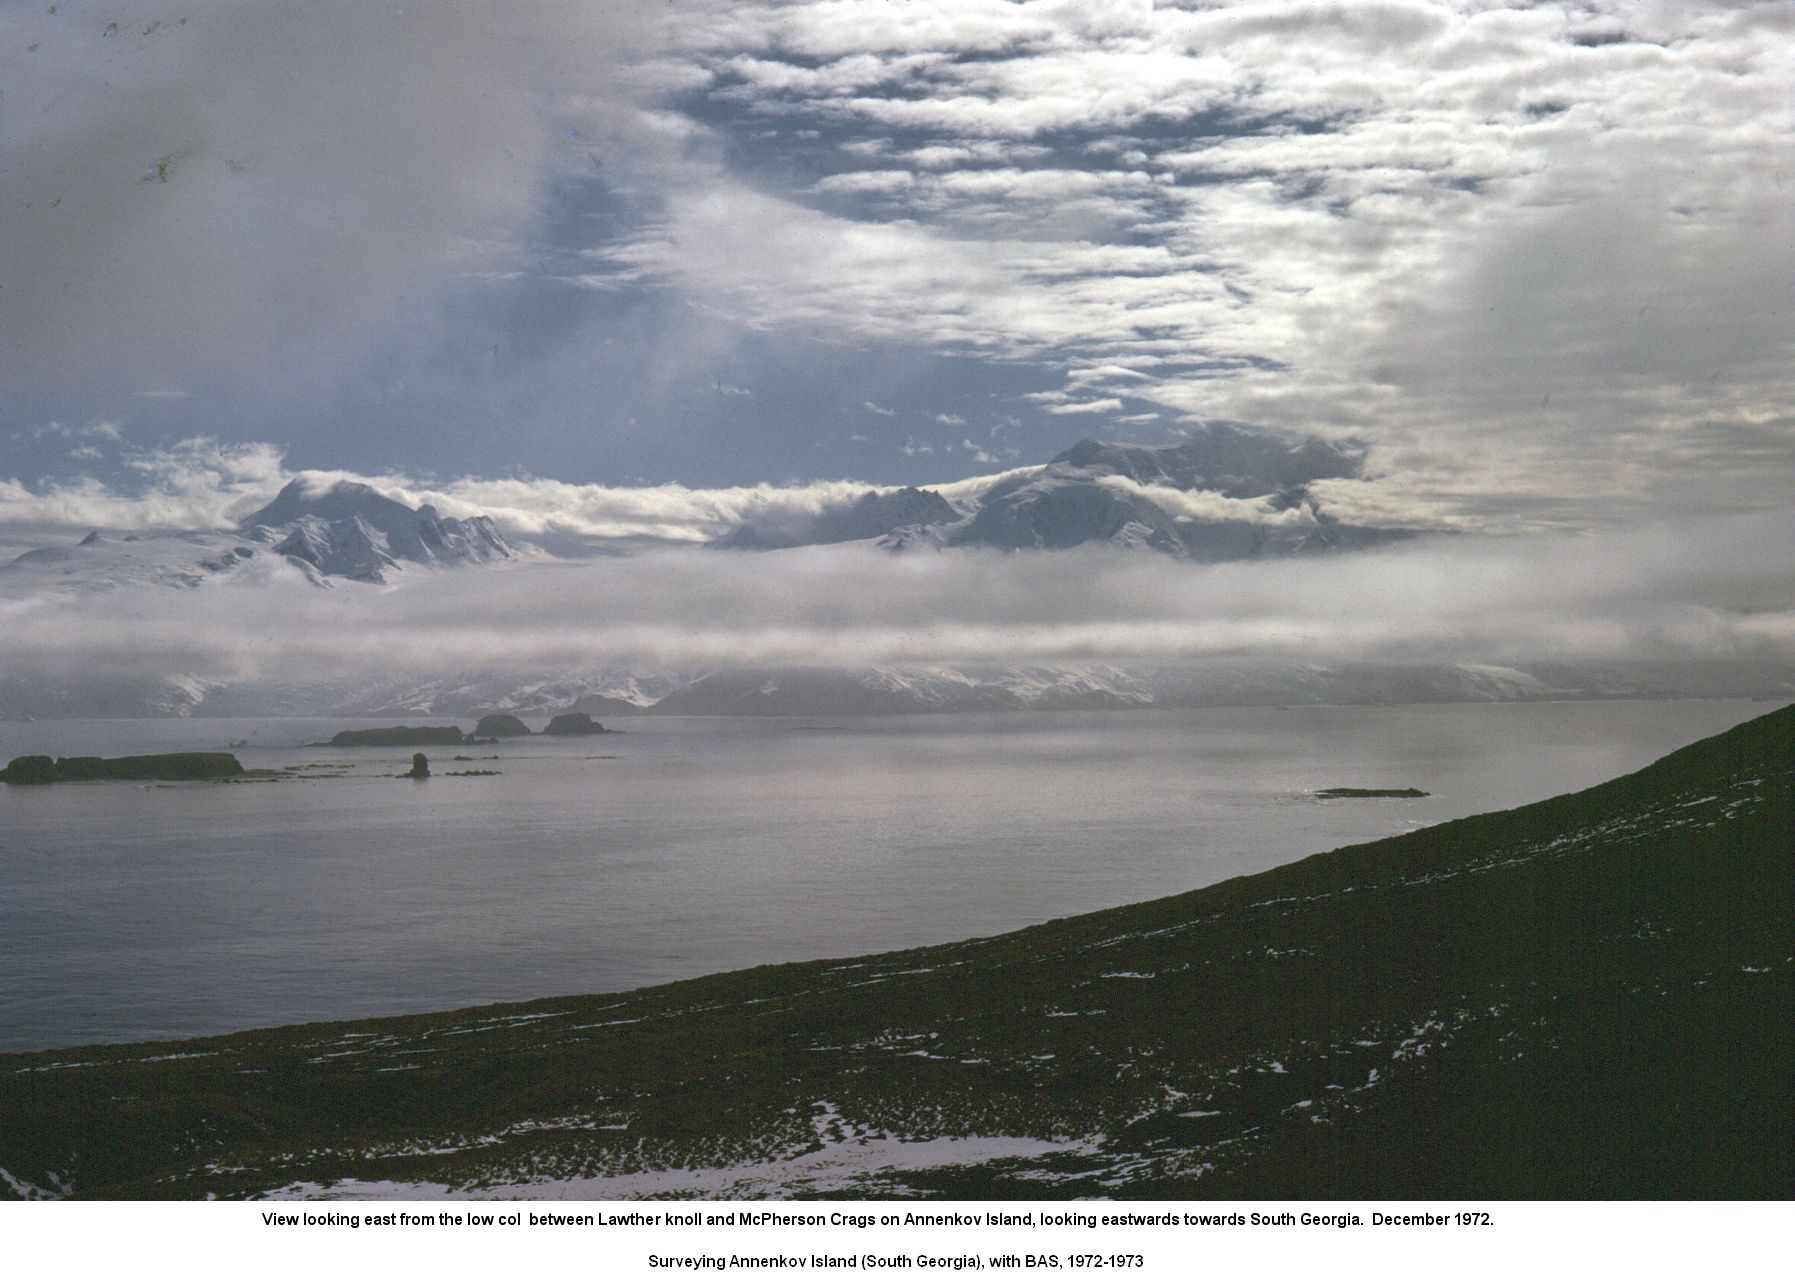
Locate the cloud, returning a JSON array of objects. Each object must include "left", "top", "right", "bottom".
[
  {"left": 0, "top": 439, "right": 290, "bottom": 533},
  {"left": 811, "top": 169, "right": 917, "bottom": 196},
  {"left": 0, "top": 1, "right": 662, "bottom": 405},
  {"left": 3, "top": 511, "right": 1790, "bottom": 689},
  {"left": 0, "top": 435, "right": 991, "bottom": 547},
  {"left": 633, "top": 0, "right": 1794, "bottom": 526},
  {"left": 1094, "top": 476, "right": 1315, "bottom": 528},
  {"left": 2, "top": 1, "right": 1788, "bottom": 540},
  {"left": 418, "top": 474, "right": 899, "bottom": 545},
  {"left": 20, "top": 419, "right": 125, "bottom": 445}
]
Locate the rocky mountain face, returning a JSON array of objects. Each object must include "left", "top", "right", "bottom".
[{"left": 241, "top": 480, "right": 513, "bottom": 582}]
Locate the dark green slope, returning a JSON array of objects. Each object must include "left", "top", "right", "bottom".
[{"left": 3, "top": 707, "right": 1789, "bottom": 1200}]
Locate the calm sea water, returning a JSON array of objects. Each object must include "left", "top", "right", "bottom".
[{"left": 0, "top": 699, "right": 1777, "bottom": 1052}]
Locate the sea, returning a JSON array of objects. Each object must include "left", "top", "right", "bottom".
[{"left": 0, "top": 698, "right": 1779, "bottom": 1052}]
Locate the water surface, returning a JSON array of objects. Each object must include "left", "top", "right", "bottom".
[{"left": 0, "top": 699, "right": 1776, "bottom": 1051}]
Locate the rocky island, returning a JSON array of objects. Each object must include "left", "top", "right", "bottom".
[
  {"left": 471, "top": 714, "right": 532, "bottom": 738},
  {"left": 324, "top": 726, "right": 464, "bottom": 747},
  {"left": 1315, "top": 787, "right": 1430, "bottom": 799},
  {"left": 541, "top": 712, "right": 607, "bottom": 736},
  {"left": 0, "top": 753, "right": 246, "bottom": 784}
]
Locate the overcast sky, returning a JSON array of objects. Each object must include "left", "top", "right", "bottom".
[{"left": 2, "top": 0, "right": 1789, "bottom": 535}]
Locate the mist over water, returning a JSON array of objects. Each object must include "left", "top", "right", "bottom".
[{"left": 0, "top": 698, "right": 1777, "bottom": 1052}]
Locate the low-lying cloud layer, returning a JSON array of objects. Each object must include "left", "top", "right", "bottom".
[{"left": 5, "top": 512, "right": 1791, "bottom": 690}]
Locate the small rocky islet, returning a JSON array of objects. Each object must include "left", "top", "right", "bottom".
[
  {"left": 323, "top": 725, "right": 466, "bottom": 747},
  {"left": 1315, "top": 786, "right": 1430, "bottom": 800},
  {"left": 1, "top": 713, "right": 610, "bottom": 786},
  {"left": 324, "top": 712, "right": 605, "bottom": 747}
]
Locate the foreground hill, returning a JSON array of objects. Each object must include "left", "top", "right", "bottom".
[{"left": 1, "top": 707, "right": 1788, "bottom": 1200}]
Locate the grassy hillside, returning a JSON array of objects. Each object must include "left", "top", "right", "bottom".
[{"left": 3, "top": 706, "right": 1789, "bottom": 1200}]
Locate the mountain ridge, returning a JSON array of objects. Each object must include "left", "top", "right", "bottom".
[
  {"left": 0, "top": 478, "right": 516, "bottom": 594},
  {"left": 709, "top": 427, "right": 1410, "bottom": 559},
  {"left": 243, "top": 478, "right": 513, "bottom": 581}
]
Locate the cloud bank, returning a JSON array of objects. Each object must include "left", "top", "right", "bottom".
[
  {"left": 5, "top": 512, "right": 1791, "bottom": 690},
  {"left": 625, "top": 0, "right": 1795, "bottom": 520},
  {"left": 0, "top": 437, "right": 954, "bottom": 549},
  {"left": 0, "top": 1, "right": 662, "bottom": 402}
]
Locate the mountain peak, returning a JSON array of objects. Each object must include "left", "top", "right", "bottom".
[
  {"left": 239, "top": 479, "right": 514, "bottom": 581},
  {"left": 240, "top": 479, "right": 417, "bottom": 533}
]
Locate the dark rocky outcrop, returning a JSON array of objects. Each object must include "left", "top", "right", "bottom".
[
  {"left": 407, "top": 753, "right": 430, "bottom": 779},
  {"left": 1316, "top": 786, "right": 1429, "bottom": 799},
  {"left": 471, "top": 714, "right": 531, "bottom": 738},
  {"left": 0, "top": 753, "right": 246, "bottom": 784},
  {"left": 325, "top": 726, "right": 464, "bottom": 747},
  {"left": 541, "top": 712, "right": 606, "bottom": 736}
]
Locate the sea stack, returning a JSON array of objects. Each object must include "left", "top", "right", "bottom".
[{"left": 408, "top": 753, "right": 430, "bottom": 779}]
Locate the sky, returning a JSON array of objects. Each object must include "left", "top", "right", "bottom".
[
  {"left": 2, "top": 0, "right": 1789, "bottom": 524},
  {"left": 0, "top": 1, "right": 1791, "bottom": 685}
]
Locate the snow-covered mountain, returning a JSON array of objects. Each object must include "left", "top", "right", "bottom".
[
  {"left": 3, "top": 434, "right": 1787, "bottom": 721},
  {"left": 709, "top": 427, "right": 1409, "bottom": 559},
  {"left": 636, "top": 665, "right": 1154, "bottom": 716},
  {"left": 0, "top": 529, "right": 269, "bottom": 598},
  {"left": 241, "top": 479, "right": 513, "bottom": 582},
  {"left": 0, "top": 479, "right": 516, "bottom": 597},
  {"left": 951, "top": 432, "right": 1405, "bottom": 558},
  {"left": 1, "top": 428, "right": 1364, "bottom": 600}
]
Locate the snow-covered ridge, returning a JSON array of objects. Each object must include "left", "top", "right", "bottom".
[
  {"left": 0, "top": 478, "right": 516, "bottom": 595},
  {"left": 241, "top": 479, "right": 513, "bottom": 582},
  {"left": 711, "top": 427, "right": 1409, "bottom": 560}
]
